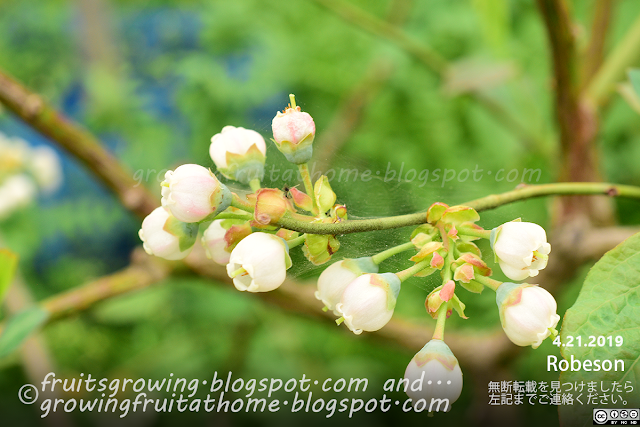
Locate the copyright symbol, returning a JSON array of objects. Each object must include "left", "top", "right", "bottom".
[{"left": 18, "top": 384, "right": 38, "bottom": 404}]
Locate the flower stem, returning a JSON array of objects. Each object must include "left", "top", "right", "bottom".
[
  {"left": 457, "top": 227, "right": 491, "bottom": 239},
  {"left": 249, "top": 178, "right": 261, "bottom": 193},
  {"left": 440, "top": 232, "right": 455, "bottom": 283},
  {"left": 286, "top": 234, "right": 307, "bottom": 249},
  {"left": 230, "top": 193, "right": 254, "bottom": 212},
  {"left": 211, "top": 213, "right": 252, "bottom": 221},
  {"left": 395, "top": 259, "right": 432, "bottom": 282},
  {"left": 473, "top": 274, "right": 502, "bottom": 292},
  {"left": 371, "top": 241, "right": 415, "bottom": 265},
  {"left": 431, "top": 301, "right": 449, "bottom": 341}
]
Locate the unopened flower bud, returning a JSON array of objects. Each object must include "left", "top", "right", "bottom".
[
  {"left": 139, "top": 207, "right": 198, "bottom": 260},
  {"left": 315, "top": 257, "right": 379, "bottom": 315},
  {"left": 336, "top": 273, "right": 400, "bottom": 334},
  {"left": 491, "top": 221, "right": 551, "bottom": 281},
  {"left": 253, "top": 188, "right": 293, "bottom": 226},
  {"left": 496, "top": 282, "right": 560, "bottom": 348},
  {"left": 201, "top": 220, "right": 232, "bottom": 265},
  {"left": 161, "top": 164, "right": 231, "bottom": 223},
  {"left": 209, "top": 126, "right": 266, "bottom": 184},
  {"left": 404, "top": 339, "right": 463, "bottom": 411},
  {"left": 226, "top": 232, "right": 292, "bottom": 292},
  {"left": 302, "top": 233, "right": 340, "bottom": 265},
  {"left": 271, "top": 105, "right": 315, "bottom": 164}
]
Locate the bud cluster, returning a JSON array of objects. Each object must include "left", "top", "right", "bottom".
[{"left": 138, "top": 94, "right": 563, "bottom": 414}]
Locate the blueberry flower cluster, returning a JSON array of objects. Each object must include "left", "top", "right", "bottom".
[{"left": 139, "top": 94, "right": 562, "bottom": 413}]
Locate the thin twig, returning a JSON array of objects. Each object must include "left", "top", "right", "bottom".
[{"left": 274, "top": 182, "right": 640, "bottom": 235}]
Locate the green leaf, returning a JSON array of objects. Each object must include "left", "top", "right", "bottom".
[
  {"left": 558, "top": 233, "right": 640, "bottom": 427},
  {"left": 0, "top": 307, "right": 49, "bottom": 359},
  {"left": 0, "top": 249, "right": 18, "bottom": 305}
]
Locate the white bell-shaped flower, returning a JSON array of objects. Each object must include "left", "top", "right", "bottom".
[
  {"left": 336, "top": 273, "right": 401, "bottom": 335},
  {"left": 496, "top": 282, "right": 560, "bottom": 348},
  {"left": 138, "top": 207, "right": 198, "bottom": 260},
  {"left": 404, "top": 339, "right": 463, "bottom": 412},
  {"left": 491, "top": 221, "right": 551, "bottom": 281},
  {"left": 209, "top": 126, "right": 266, "bottom": 184},
  {"left": 161, "top": 164, "right": 230, "bottom": 223},
  {"left": 226, "top": 232, "right": 292, "bottom": 293},
  {"left": 315, "top": 257, "right": 379, "bottom": 315}
]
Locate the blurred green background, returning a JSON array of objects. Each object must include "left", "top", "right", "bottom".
[{"left": 1, "top": 0, "right": 639, "bottom": 425}]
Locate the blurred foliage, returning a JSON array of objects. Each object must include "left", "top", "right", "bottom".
[{"left": 1, "top": 0, "right": 640, "bottom": 426}]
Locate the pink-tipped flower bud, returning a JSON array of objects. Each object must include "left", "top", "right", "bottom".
[
  {"left": 336, "top": 273, "right": 401, "bottom": 335},
  {"left": 496, "top": 282, "right": 560, "bottom": 348},
  {"left": 315, "top": 257, "right": 379, "bottom": 315},
  {"left": 161, "top": 164, "right": 231, "bottom": 223},
  {"left": 271, "top": 105, "right": 315, "bottom": 164},
  {"left": 138, "top": 207, "right": 198, "bottom": 260},
  {"left": 404, "top": 339, "right": 463, "bottom": 412},
  {"left": 209, "top": 126, "right": 266, "bottom": 184}
]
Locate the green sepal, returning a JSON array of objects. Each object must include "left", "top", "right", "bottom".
[
  {"left": 410, "top": 224, "right": 438, "bottom": 248},
  {"left": 426, "top": 202, "right": 449, "bottom": 224},
  {"left": 218, "top": 144, "right": 266, "bottom": 184},
  {"left": 313, "top": 175, "right": 337, "bottom": 213},
  {"left": 450, "top": 294, "right": 468, "bottom": 319},
  {"left": 459, "top": 279, "right": 484, "bottom": 294},
  {"left": 272, "top": 135, "right": 314, "bottom": 164},
  {"left": 164, "top": 216, "right": 199, "bottom": 252},
  {"left": 414, "top": 267, "right": 437, "bottom": 278},
  {"left": 209, "top": 180, "right": 232, "bottom": 215},
  {"left": 410, "top": 241, "right": 444, "bottom": 263},
  {"left": 441, "top": 205, "right": 480, "bottom": 225},
  {"left": 344, "top": 257, "right": 379, "bottom": 275},
  {"left": 490, "top": 226, "right": 500, "bottom": 263},
  {"left": 378, "top": 272, "right": 401, "bottom": 310},
  {"left": 302, "top": 234, "right": 340, "bottom": 265},
  {"left": 456, "top": 241, "right": 481, "bottom": 257}
]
